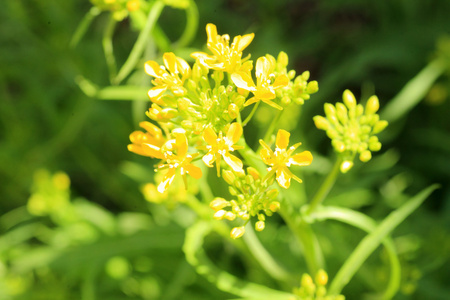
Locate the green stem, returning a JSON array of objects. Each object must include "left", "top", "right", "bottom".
[
  {"left": 258, "top": 109, "right": 284, "bottom": 151},
  {"left": 70, "top": 7, "right": 101, "bottom": 48},
  {"left": 172, "top": 0, "right": 199, "bottom": 48},
  {"left": 306, "top": 156, "right": 342, "bottom": 215},
  {"left": 102, "top": 15, "right": 117, "bottom": 83},
  {"left": 243, "top": 223, "right": 292, "bottom": 282},
  {"left": 242, "top": 101, "right": 260, "bottom": 127},
  {"left": 114, "top": 1, "right": 165, "bottom": 84}
]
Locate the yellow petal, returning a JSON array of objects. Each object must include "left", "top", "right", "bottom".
[
  {"left": 255, "top": 89, "right": 276, "bottom": 101},
  {"left": 260, "top": 148, "right": 273, "bottom": 165},
  {"left": 202, "top": 152, "right": 215, "bottom": 167},
  {"left": 139, "top": 121, "right": 162, "bottom": 137},
  {"left": 174, "top": 132, "right": 188, "bottom": 157},
  {"left": 206, "top": 23, "right": 218, "bottom": 44},
  {"left": 244, "top": 97, "right": 259, "bottom": 107},
  {"left": 237, "top": 33, "right": 255, "bottom": 52},
  {"left": 141, "top": 143, "right": 164, "bottom": 159},
  {"left": 223, "top": 152, "right": 243, "bottom": 173},
  {"left": 261, "top": 98, "right": 283, "bottom": 110},
  {"left": 231, "top": 72, "right": 256, "bottom": 91},
  {"left": 258, "top": 139, "right": 272, "bottom": 153},
  {"left": 276, "top": 167, "right": 291, "bottom": 189},
  {"left": 226, "top": 123, "right": 243, "bottom": 145},
  {"left": 185, "top": 164, "right": 202, "bottom": 179},
  {"left": 276, "top": 129, "right": 290, "bottom": 150},
  {"left": 255, "top": 57, "right": 271, "bottom": 78},
  {"left": 157, "top": 168, "right": 176, "bottom": 193},
  {"left": 289, "top": 151, "right": 313, "bottom": 166},
  {"left": 148, "top": 86, "right": 167, "bottom": 100},
  {"left": 272, "top": 74, "right": 289, "bottom": 89},
  {"left": 144, "top": 61, "right": 162, "bottom": 78},
  {"left": 163, "top": 52, "right": 177, "bottom": 74},
  {"left": 176, "top": 57, "right": 190, "bottom": 77},
  {"left": 202, "top": 127, "right": 218, "bottom": 145},
  {"left": 129, "top": 131, "right": 145, "bottom": 144}
]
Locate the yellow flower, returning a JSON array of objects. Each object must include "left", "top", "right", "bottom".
[
  {"left": 191, "top": 23, "right": 254, "bottom": 73},
  {"left": 157, "top": 130, "right": 202, "bottom": 193},
  {"left": 144, "top": 52, "right": 190, "bottom": 101},
  {"left": 198, "top": 123, "right": 244, "bottom": 176},
  {"left": 231, "top": 56, "right": 289, "bottom": 110},
  {"left": 259, "top": 129, "right": 313, "bottom": 189},
  {"left": 127, "top": 121, "right": 165, "bottom": 159}
]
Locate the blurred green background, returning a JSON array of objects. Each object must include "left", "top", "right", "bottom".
[{"left": 1, "top": 0, "right": 450, "bottom": 299}]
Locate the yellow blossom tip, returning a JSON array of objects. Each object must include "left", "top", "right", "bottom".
[{"left": 230, "top": 226, "right": 245, "bottom": 239}]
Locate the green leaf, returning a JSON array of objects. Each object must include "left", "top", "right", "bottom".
[{"left": 328, "top": 184, "right": 439, "bottom": 296}]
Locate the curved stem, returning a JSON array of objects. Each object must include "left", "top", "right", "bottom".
[
  {"left": 306, "top": 156, "right": 342, "bottom": 215},
  {"left": 102, "top": 15, "right": 117, "bottom": 83},
  {"left": 242, "top": 101, "right": 260, "bottom": 127},
  {"left": 243, "top": 223, "right": 292, "bottom": 282},
  {"left": 114, "top": 1, "right": 165, "bottom": 84},
  {"left": 70, "top": 7, "right": 101, "bottom": 48},
  {"left": 172, "top": 0, "right": 199, "bottom": 48},
  {"left": 310, "top": 206, "right": 401, "bottom": 299}
]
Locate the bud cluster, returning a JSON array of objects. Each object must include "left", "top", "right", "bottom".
[
  {"left": 210, "top": 168, "right": 281, "bottom": 239},
  {"left": 313, "top": 90, "right": 388, "bottom": 173},
  {"left": 293, "top": 270, "right": 345, "bottom": 300}
]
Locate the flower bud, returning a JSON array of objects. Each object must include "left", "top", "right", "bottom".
[
  {"left": 315, "top": 269, "right": 328, "bottom": 286},
  {"left": 301, "top": 71, "right": 310, "bottom": 81},
  {"left": 210, "top": 198, "right": 228, "bottom": 211},
  {"left": 313, "top": 116, "right": 329, "bottom": 130},
  {"left": 365, "top": 95, "right": 380, "bottom": 115},
  {"left": 222, "top": 170, "right": 236, "bottom": 185},
  {"left": 373, "top": 120, "right": 388, "bottom": 134},
  {"left": 230, "top": 226, "right": 245, "bottom": 239},
  {"left": 288, "top": 70, "right": 296, "bottom": 79},
  {"left": 255, "top": 221, "right": 265, "bottom": 231},
  {"left": 343, "top": 89, "right": 356, "bottom": 108},
  {"left": 269, "top": 201, "right": 280, "bottom": 212},
  {"left": 161, "top": 108, "right": 178, "bottom": 119},
  {"left": 277, "top": 51, "right": 289, "bottom": 67},
  {"left": 228, "top": 103, "right": 239, "bottom": 119},
  {"left": 247, "top": 167, "right": 260, "bottom": 180},
  {"left": 336, "top": 102, "right": 348, "bottom": 124},
  {"left": 359, "top": 150, "right": 372, "bottom": 162},
  {"left": 213, "top": 210, "right": 226, "bottom": 220},
  {"left": 307, "top": 81, "right": 318, "bottom": 94},
  {"left": 340, "top": 160, "right": 354, "bottom": 173},
  {"left": 225, "top": 211, "right": 236, "bottom": 221},
  {"left": 332, "top": 140, "right": 346, "bottom": 152}
]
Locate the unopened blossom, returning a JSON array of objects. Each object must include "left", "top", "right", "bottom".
[
  {"left": 259, "top": 129, "right": 313, "bottom": 189},
  {"left": 231, "top": 56, "right": 289, "bottom": 110},
  {"left": 191, "top": 23, "right": 254, "bottom": 73},
  {"left": 127, "top": 121, "right": 165, "bottom": 159}
]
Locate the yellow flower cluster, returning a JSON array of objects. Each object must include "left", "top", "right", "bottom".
[
  {"left": 128, "top": 24, "right": 317, "bottom": 237},
  {"left": 90, "top": 0, "right": 140, "bottom": 20}
]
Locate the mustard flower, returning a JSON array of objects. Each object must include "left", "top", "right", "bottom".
[
  {"left": 191, "top": 23, "right": 254, "bottom": 73},
  {"left": 231, "top": 56, "right": 289, "bottom": 110},
  {"left": 198, "top": 123, "right": 244, "bottom": 176},
  {"left": 259, "top": 129, "right": 313, "bottom": 189},
  {"left": 127, "top": 121, "right": 165, "bottom": 159},
  {"left": 144, "top": 52, "right": 190, "bottom": 101},
  {"left": 157, "top": 130, "right": 202, "bottom": 193}
]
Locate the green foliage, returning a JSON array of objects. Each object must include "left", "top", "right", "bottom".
[{"left": 1, "top": 0, "right": 450, "bottom": 299}]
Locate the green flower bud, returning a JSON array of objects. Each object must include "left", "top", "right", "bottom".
[
  {"left": 313, "top": 116, "right": 329, "bottom": 130},
  {"left": 288, "top": 70, "right": 296, "bottom": 79},
  {"left": 340, "top": 160, "right": 354, "bottom": 173},
  {"left": 225, "top": 211, "right": 236, "bottom": 221},
  {"left": 343, "top": 89, "right": 356, "bottom": 108},
  {"left": 301, "top": 71, "right": 310, "bottom": 81},
  {"left": 269, "top": 201, "right": 280, "bottom": 212},
  {"left": 369, "top": 142, "right": 382, "bottom": 152},
  {"left": 255, "top": 220, "right": 265, "bottom": 231},
  {"left": 336, "top": 102, "right": 348, "bottom": 124},
  {"left": 324, "top": 103, "right": 336, "bottom": 118},
  {"left": 315, "top": 269, "right": 328, "bottom": 286},
  {"left": 213, "top": 210, "right": 226, "bottom": 220},
  {"left": 161, "top": 108, "right": 178, "bottom": 119},
  {"left": 228, "top": 103, "right": 239, "bottom": 119},
  {"left": 277, "top": 51, "right": 289, "bottom": 67},
  {"left": 210, "top": 198, "right": 228, "bottom": 211},
  {"left": 365, "top": 95, "right": 380, "bottom": 115},
  {"left": 230, "top": 226, "right": 245, "bottom": 239},
  {"left": 307, "top": 81, "right": 319, "bottom": 94},
  {"left": 332, "top": 140, "right": 346, "bottom": 152},
  {"left": 326, "top": 128, "right": 339, "bottom": 139},
  {"left": 373, "top": 120, "right": 388, "bottom": 134},
  {"left": 359, "top": 150, "right": 372, "bottom": 162},
  {"left": 229, "top": 186, "right": 238, "bottom": 196}
]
